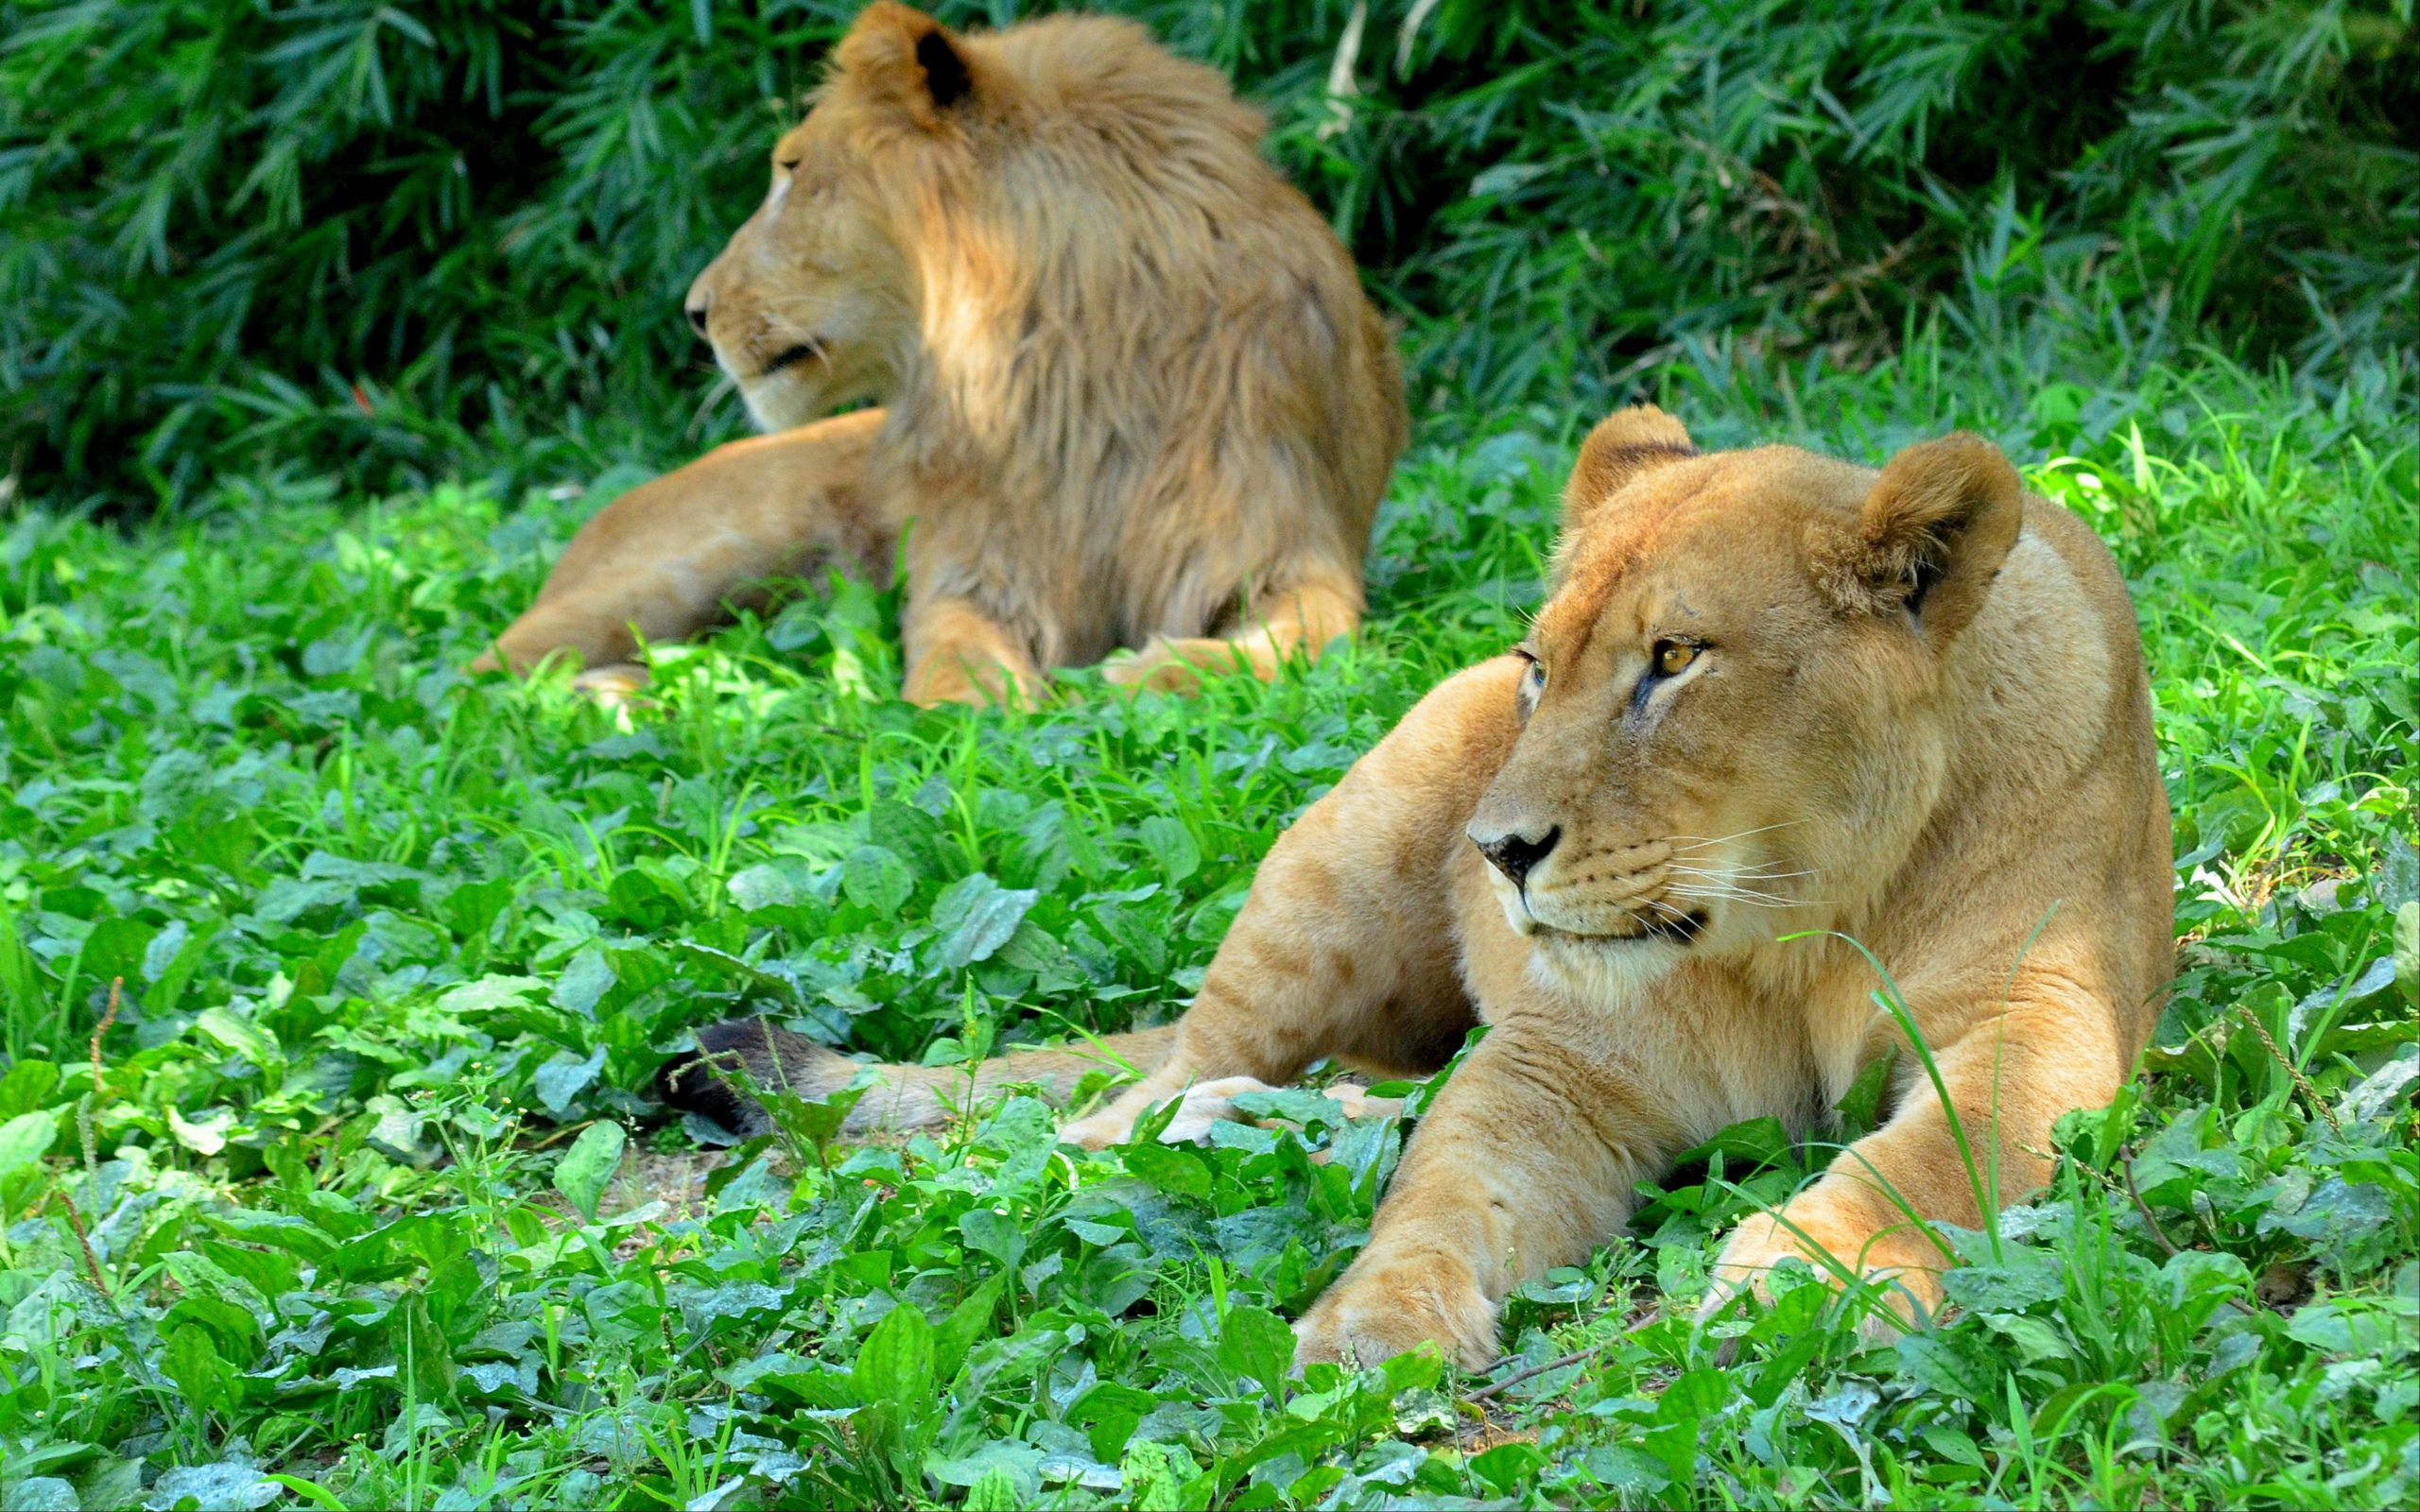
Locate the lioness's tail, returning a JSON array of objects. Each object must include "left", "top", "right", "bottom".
[{"left": 654, "top": 1019, "right": 1178, "bottom": 1139}]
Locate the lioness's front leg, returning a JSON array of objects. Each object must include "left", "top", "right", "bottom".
[
  {"left": 1059, "top": 659, "right": 1523, "bottom": 1148},
  {"left": 1293, "top": 1016, "right": 1685, "bottom": 1369},
  {"left": 1712, "top": 971, "right": 2130, "bottom": 1325}
]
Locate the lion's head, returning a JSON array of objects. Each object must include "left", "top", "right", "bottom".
[
  {"left": 683, "top": 4, "right": 963, "bottom": 430},
  {"left": 684, "top": 2, "right": 1280, "bottom": 440},
  {"left": 1466, "top": 407, "right": 2025, "bottom": 991}
]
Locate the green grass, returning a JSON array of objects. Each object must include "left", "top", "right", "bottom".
[{"left": 0, "top": 335, "right": 2413, "bottom": 1509}]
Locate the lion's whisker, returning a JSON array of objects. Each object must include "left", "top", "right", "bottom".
[{"left": 1666, "top": 820, "right": 1806, "bottom": 853}]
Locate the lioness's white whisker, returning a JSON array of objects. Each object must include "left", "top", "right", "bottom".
[{"left": 1665, "top": 820, "right": 1806, "bottom": 853}]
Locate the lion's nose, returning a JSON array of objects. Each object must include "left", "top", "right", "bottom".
[
  {"left": 1471, "top": 824, "right": 1561, "bottom": 887},
  {"left": 685, "top": 299, "right": 711, "bottom": 341}
]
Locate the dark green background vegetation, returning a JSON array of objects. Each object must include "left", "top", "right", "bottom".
[{"left": 3, "top": 0, "right": 2413, "bottom": 506}]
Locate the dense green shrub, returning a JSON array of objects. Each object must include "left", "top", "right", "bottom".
[{"left": 2, "top": 0, "right": 2411, "bottom": 507}]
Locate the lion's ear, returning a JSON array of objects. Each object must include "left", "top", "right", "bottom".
[
  {"left": 838, "top": 1, "right": 977, "bottom": 129},
  {"left": 1814, "top": 432, "right": 2023, "bottom": 644},
  {"left": 1562, "top": 405, "right": 1697, "bottom": 531}
]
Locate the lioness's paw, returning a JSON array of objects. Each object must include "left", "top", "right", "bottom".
[
  {"left": 1292, "top": 1251, "right": 1497, "bottom": 1373},
  {"left": 1056, "top": 1076, "right": 1276, "bottom": 1150},
  {"left": 1707, "top": 1210, "right": 1946, "bottom": 1336},
  {"left": 1322, "top": 1084, "right": 1405, "bottom": 1122}
]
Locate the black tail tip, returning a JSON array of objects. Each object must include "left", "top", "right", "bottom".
[{"left": 654, "top": 1023, "right": 777, "bottom": 1141}]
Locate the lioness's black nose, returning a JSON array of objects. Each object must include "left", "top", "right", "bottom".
[
  {"left": 685, "top": 301, "right": 711, "bottom": 340},
  {"left": 1472, "top": 825, "right": 1560, "bottom": 887}
]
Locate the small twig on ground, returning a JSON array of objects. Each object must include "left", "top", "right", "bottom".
[
  {"left": 1465, "top": 1345, "right": 1598, "bottom": 1403},
  {"left": 1466, "top": 1302, "right": 1665, "bottom": 1403},
  {"left": 2119, "top": 1159, "right": 2184, "bottom": 1256},
  {"left": 2234, "top": 1002, "right": 2343, "bottom": 1138},
  {"left": 2122, "top": 1157, "right": 2256, "bottom": 1314},
  {"left": 529, "top": 1119, "right": 597, "bottom": 1151}
]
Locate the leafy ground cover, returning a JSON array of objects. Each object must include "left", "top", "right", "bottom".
[{"left": 1, "top": 336, "right": 2414, "bottom": 1508}]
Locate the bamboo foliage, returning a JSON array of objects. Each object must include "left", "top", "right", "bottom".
[{"left": 1, "top": 0, "right": 2410, "bottom": 506}]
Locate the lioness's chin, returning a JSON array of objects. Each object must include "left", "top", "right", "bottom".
[{"left": 1527, "top": 929, "right": 1689, "bottom": 1001}]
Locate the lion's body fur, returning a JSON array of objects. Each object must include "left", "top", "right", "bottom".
[{"left": 488, "top": 3, "right": 1404, "bottom": 702}]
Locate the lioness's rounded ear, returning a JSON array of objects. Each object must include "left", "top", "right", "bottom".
[
  {"left": 838, "top": 1, "right": 978, "bottom": 129},
  {"left": 1563, "top": 405, "right": 1697, "bottom": 530},
  {"left": 1812, "top": 432, "right": 2023, "bottom": 644}
]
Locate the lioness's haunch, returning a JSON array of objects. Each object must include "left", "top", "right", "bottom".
[
  {"left": 478, "top": 1, "right": 1405, "bottom": 705},
  {"left": 662, "top": 408, "right": 2172, "bottom": 1367}
]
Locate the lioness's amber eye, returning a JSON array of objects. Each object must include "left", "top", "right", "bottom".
[
  {"left": 1654, "top": 641, "right": 1698, "bottom": 677},
  {"left": 777, "top": 158, "right": 802, "bottom": 173},
  {"left": 1527, "top": 661, "right": 1547, "bottom": 691}
]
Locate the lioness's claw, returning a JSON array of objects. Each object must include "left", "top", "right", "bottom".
[
  {"left": 1708, "top": 1210, "right": 1945, "bottom": 1340},
  {"left": 1292, "top": 1251, "right": 1496, "bottom": 1372}
]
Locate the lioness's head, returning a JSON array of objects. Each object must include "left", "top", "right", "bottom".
[
  {"left": 1468, "top": 407, "right": 2025, "bottom": 990},
  {"left": 685, "top": 3, "right": 978, "bottom": 430}
]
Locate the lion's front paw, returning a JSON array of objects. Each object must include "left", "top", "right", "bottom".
[
  {"left": 1707, "top": 1207, "right": 1946, "bottom": 1335},
  {"left": 1099, "top": 638, "right": 1207, "bottom": 696},
  {"left": 569, "top": 662, "right": 655, "bottom": 710},
  {"left": 1292, "top": 1250, "right": 1497, "bottom": 1372}
]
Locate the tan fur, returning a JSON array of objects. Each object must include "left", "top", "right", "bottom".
[
  {"left": 472, "top": 410, "right": 889, "bottom": 688},
  {"left": 666, "top": 409, "right": 2170, "bottom": 1369},
  {"left": 487, "top": 2, "right": 1404, "bottom": 704}
]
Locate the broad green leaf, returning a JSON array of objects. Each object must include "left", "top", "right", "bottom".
[
  {"left": 1471, "top": 1442, "right": 1549, "bottom": 1496},
  {"left": 195, "top": 1005, "right": 285, "bottom": 1074},
  {"left": 1119, "top": 1141, "right": 1211, "bottom": 1200},
  {"left": 435, "top": 975, "right": 545, "bottom": 1016},
  {"left": 843, "top": 844, "right": 915, "bottom": 917},
  {"left": 533, "top": 1044, "right": 607, "bottom": 1114},
  {"left": 0, "top": 1059, "right": 60, "bottom": 1119},
  {"left": 0, "top": 1109, "right": 59, "bottom": 1177},
  {"left": 855, "top": 1297, "right": 936, "bottom": 1409},
  {"left": 1137, "top": 816, "right": 1201, "bottom": 885},
  {"left": 727, "top": 861, "right": 798, "bottom": 912},
  {"left": 925, "top": 1441, "right": 1042, "bottom": 1501},
  {"left": 929, "top": 873, "right": 1038, "bottom": 971},
  {"left": 162, "top": 1323, "right": 232, "bottom": 1414},
  {"left": 868, "top": 798, "right": 948, "bottom": 878},
  {"left": 167, "top": 1104, "right": 235, "bottom": 1157},
  {"left": 934, "top": 1272, "right": 1007, "bottom": 1383},
  {"left": 552, "top": 1122, "right": 626, "bottom": 1222},
  {"left": 1939, "top": 1244, "right": 2064, "bottom": 1312},
  {"left": 959, "top": 1207, "right": 1028, "bottom": 1273},
  {"left": 391, "top": 1291, "right": 457, "bottom": 1404},
  {"left": 1217, "top": 1305, "right": 1296, "bottom": 1398}
]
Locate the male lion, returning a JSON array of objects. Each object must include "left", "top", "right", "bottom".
[
  {"left": 660, "top": 408, "right": 2172, "bottom": 1367},
  {"left": 479, "top": 2, "right": 1405, "bottom": 704}
]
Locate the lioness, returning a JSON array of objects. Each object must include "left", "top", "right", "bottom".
[
  {"left": 662, "top": 409, "right": 2172, "bottom": 1367},
  {"left": 479, "top": 2, "right": 1405, "bottom": 705}
]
